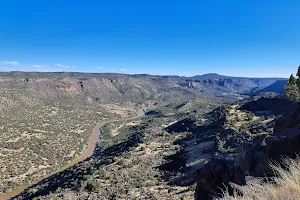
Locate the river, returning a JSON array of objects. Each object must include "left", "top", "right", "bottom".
[{"left": 0, "top": 109, "right": 145, "bottom": 200}]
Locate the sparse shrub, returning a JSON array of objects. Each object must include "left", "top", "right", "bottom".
[
  {"left": 221, "top": 157, "right": 300, "bottom": 199},
  {"left": 188, "top": 183, "right": 197, "bottom": 191},
  {"left": 81, "top": 179, "right": 101, "bottom": 192}
]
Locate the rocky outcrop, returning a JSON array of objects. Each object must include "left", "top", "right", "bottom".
[
  {"left": 194, "top": 144, "right": 270, "bottom": 200},
  {"left": 194, "top": 159, "right": 245, "bottom": 200},
  {"left": 194, "top": 101, "right": 300, "bottom": 200},
  {"left": 239, "top": 93, "right": 293, "bottom": 117},
  {"left": 267, "top": 106, "right": 300, "bottom": 159},
  {"left": 0, "top": 74, "right": 204, "bottom": 104},
  {"left": 274, "top": 106, "right": 300, "bottom": 132},
  {"left": 0, "top": 71, "right": 286, "bottom": 95}
]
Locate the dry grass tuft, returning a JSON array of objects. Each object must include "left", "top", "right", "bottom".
[{"left": 221, "top": 157, "right": 300, "bottom": 200}]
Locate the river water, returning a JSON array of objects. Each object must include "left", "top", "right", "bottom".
[{"left": 0, "top": 109, "right": 144, "bottom": 200}]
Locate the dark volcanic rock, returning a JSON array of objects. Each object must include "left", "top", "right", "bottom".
[
  {"left": 194, "top": 100, "right": 299, "bottom": 200},
  {"left": 195, "top": 129, "right": 300, "bottom": 199},
  {"left": 239, "top": 93, "right": 293, "bottom": 117},
  {"left": 268, "top": 105, "right": 300, "bottom": 158},
  {"left": 274, "top": 105, "right": 300, "bottom": 132},
  {"left": 194, "top": 144, "right": 270, "bottom": 200},
  {"left": 165, "top": 118, "right": 196, "bottom": 133},
  {"left": 266, "top": 130, "right": 300, "bottom": 159},
  {"left": 194, "top": 159, "right": 245, "bottom": 200}
]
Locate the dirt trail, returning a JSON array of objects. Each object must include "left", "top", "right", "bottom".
[{"left": 0, "top": 109, "right": 145, "bottom": 200}]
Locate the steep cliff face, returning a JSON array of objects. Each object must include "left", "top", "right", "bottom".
[
  {"left": 5, "top": 73, "right": 282, "bottom": 106},
  {"left": 267, "top": 106, "right": 300, "bottom": 159},
  {"left": 274, "top": 106, "right": 300, "bottom": 132},
  {"left": 0, "top": 76, "right": 191, "bottom": 104},
  {"left": 0, "top": 72, "right": 286, "bottom": 97},
  {"left": 192, "top": 95, "right": 300, "bottom": 200},
  {"left": 187, "top": 73, "right": 286, "bottom": 94},
  {"left": 252, "top": 80, "right": 288, "bottom": 95}
]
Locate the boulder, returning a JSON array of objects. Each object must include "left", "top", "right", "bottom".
[{"left": 194, "top": 158, "right": 245, "bottom": 200}]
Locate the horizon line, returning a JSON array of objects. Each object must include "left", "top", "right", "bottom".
[{"left": 0, "top": 70, "right": 289, "bottom": 79}]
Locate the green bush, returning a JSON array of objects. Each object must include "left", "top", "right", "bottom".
[
  {"left": 81, "top": 179, "right": 102, "bottom": 192},
  {"left": 286, "top": 66, "right": 300, "bottom": 102}
]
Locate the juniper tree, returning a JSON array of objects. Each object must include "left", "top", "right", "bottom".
[{"left": 285, "top": 66, "right": 300, "bottom": 102}]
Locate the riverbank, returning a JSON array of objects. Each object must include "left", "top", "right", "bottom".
[{"left": 0, "top": 109, "right": 144, "bottom": 200}]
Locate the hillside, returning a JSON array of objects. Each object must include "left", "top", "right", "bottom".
[
  {"left": 11, "top": 94, "right": 223, "bottom": 200},
  {"left": 186, "top": 73, "right": 286, "bottom": 94},
  {"left": 11, "top": 92, "right": 293, "bottom": 200},
  {"left": 255, "top": 80, "right": 288, "bottom": 93},
  {"left": 192, "top": 94, "right": 300, "bottom": 200},
  {"left": 0, "top": 72, "right": 224, "bottom": 199},
  {"left": 0, "top": 72, "right": 285, "bottom": 96},
  {"left": 1, "top": 1, "right": 299, "bottom": 199},
  {"left": 11, "top": 93, "right": 292, "bottom": 199},
  {"left": 0, "top": 72, "right": 290, "bottom": 200},
  {"left": 245, "top": 80, "right": 288, "bottom": 95}
]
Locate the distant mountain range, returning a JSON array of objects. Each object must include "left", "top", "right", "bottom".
[
  {"left": 257, "top": 79, "right": 288, "bottom": 93},
  {"left": 244, "top": 80, "right": 288, "bottom": 95},
  {"left": 0, "top": 71, "right": 292, "bottom": 200},
  {"left": 0, "top": 71, "right": 287, "bottom": 96},
  {"left": 184, "top": 73, "right": 287, "bottom": 94}
]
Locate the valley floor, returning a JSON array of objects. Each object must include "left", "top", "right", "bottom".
[{"left": 2, "top": 73, "right": 291, "bottom": 200}]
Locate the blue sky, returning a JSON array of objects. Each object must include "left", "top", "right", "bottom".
[{"left": 0, "top": 0, "right": 300, "bottom": 77}]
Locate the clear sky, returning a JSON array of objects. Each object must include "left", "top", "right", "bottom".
[{"left": 0, "top": 0, "right": 300, "bottom": 77}]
